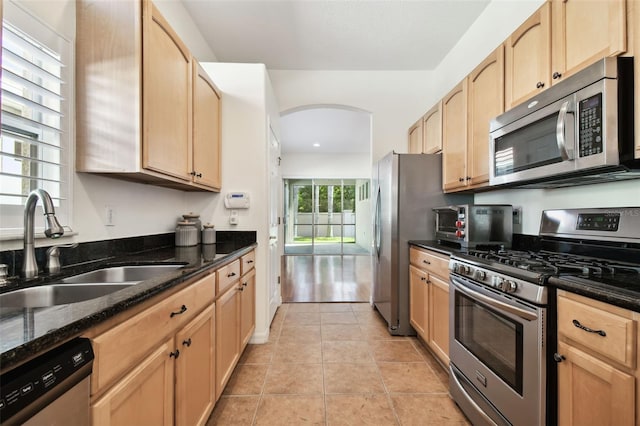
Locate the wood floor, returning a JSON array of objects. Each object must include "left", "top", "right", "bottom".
[{"left": 281, "top": 255, "right": 372, "bottom": 303}]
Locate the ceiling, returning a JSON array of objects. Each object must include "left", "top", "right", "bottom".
[{"left": 181, "top": 0, "right": 491, "bottom": 154}]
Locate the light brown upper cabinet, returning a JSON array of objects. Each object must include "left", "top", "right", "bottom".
[
  {"left": 192, "top": 62, "right": 222, "bottom": 191},
  {"left": 76, "top": 0, "right": 221, "bottom": 192},
  {"left": 408, "top": 119, "right": 423, "bottom": 154},
  {"left": 143, "top": 2, "right": 192, "bottom": 182},
  {"left": 505, "top": 1, "right": 551, "bottom": 109},
  {"left": 422, "top": 101, "right": 443, "bottom": 154},
  {"left": 630, "top": 0, "right": 640, "bottom": 159},
  {"left": 551, "top": 0, "right": 627, "bottom": 84},
  {"left": 467, "top": 47, "right": 504, "bottom": 188},
  {"left": 442, "top": 79, "right": 468, "bottom": 192}
]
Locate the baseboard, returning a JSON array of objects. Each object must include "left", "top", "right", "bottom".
[{"left": 249, "top": 326, "right": 269, "bottom": 344}]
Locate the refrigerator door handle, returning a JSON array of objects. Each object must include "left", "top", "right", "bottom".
[{"left": 374, "top": 187, "right": 382, "bottom": 259}]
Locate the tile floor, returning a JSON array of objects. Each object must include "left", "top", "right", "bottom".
[{"left": 206, "top": 302, "right": 470, "bottom": 425}]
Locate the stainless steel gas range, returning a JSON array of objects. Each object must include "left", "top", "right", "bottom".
[{"left": 448, "top": 207, "right": 640, "bottom": 426}]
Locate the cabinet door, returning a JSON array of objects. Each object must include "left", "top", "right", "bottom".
[
  {"left": 428, "top": 274, "right": 450, "bottom": 366},
  {"left": 467, "top": 46, "right": 504, "bottom": 188},
  {"left": 215, "top": 285, "right": 241, "bottom": 400},
  {"left": 92, "top": 339, "right": 174, "bottom": 426},
  {"left": 408, "top": 120, "right": 423, "bottom": 154},
  {"left": 409, "top": 265, "right": 428, "bottom": 340},
  {"left": 505, "top": 1, "right": 551, "bottom": 109},
  {"left": 551, "top": 0, "right": 626, "bottom": 83},
  {"left": 192, "top": 62, "right": 222, "bottom": 191},
  {"left": 557, "top": 341, "right": 635, "bottom": 426},
  {"left": 422, "top": 101, "right": 443, "bottom": 154},
  {"left": 240, "top": 269, "right": 256, "bottom": 348},
  {"left": 142, "top": 0, "right": 192, "bottom": 181},
  {"left": 442, "top": 79, "right": 468, "bottom": 191},
  {"left": 175, "top": 305, "right": 215, "bottom": 426}
]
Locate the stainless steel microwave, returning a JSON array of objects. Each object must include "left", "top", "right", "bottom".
[{"left": 489, "top": 57, "right": 639, "bottom": 188}]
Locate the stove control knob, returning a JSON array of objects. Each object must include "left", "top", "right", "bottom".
[
  {"left": 455, "top": 230, "right": 465, "bottom": 238},
  {"left": 455, "top": 220, "right": 465, "bottom": 228},
  {"left": 491, "top": 276, "right": 504, "bottom": 289},
  {"left": 474, "top": 270, "right": 487, "bottom": 281},
  {"left": 505, "top": 280, "right": 518, "bottom": 293}
]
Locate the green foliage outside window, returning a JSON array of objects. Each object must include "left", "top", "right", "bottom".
[{"left": 296, "top": 185, "right": 356, "bottom": 213}]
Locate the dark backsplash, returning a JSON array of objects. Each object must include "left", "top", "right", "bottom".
[{"left": 0, "top": 230, "right": 257, "bottom": 278}]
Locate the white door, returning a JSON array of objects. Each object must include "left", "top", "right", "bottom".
[{"left": 268, "top": 125, "right": 281, "bottom": 323}]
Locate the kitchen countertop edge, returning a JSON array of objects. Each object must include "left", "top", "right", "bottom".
[
  {"left": 408, "top": 241, "right": 640, "bottom": 313},
  {"left": 0, "top": 242, "right": 257, "bottom": 372}
]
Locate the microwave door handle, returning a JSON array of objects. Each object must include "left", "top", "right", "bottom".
[{"left": 556, "top": 100, "right": 575, "bottom": 160}]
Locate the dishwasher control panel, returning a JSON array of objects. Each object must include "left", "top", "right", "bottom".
[{"left": 0, "top": 337, "right": 94, "bottom": 423}]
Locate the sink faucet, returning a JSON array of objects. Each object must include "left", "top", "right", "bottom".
[{"left": 23, "top": 189, "right": 65, "bottom": 278}]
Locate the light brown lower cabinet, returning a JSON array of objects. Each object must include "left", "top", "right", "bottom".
[
  {"left": 215, "top": 255, "right": 256, "bottom": 400},
  {"left": 556, "top": 291, "right": 639, "bottom": 425},
  {"left": 408, "top": 247, "right": 451, "bottom": 366},
  {"left": 92, "top": 339, "right": 175, "bottom": 425},
  {"left": 175, "top": 305, "right": 216, "bottom": 426},
  {"left": 215, "top": 281, "right": 241, "bottom": 401}
]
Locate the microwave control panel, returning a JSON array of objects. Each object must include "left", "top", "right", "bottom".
[{"left": 578, "top": 93, "right": 603, "bottom": 157}]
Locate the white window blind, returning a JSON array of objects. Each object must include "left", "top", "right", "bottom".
[{"left": 1, "top": 1, "right": 72, "bottom": 237}]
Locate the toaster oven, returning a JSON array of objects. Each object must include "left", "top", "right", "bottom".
[{"left": 433, "top": 205, "right": 513, "bottom": 248}]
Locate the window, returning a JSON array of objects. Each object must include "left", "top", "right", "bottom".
[{"left": 1, "top": 1, "right": 73, "bottom": 238}]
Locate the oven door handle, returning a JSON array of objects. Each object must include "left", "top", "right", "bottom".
[{"left": 453, "top": 278, "right": 538, "bottom": 321}]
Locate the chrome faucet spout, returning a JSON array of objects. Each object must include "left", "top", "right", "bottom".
[{"left": 23, "top": 189, "right": 65, "bottom": 278}]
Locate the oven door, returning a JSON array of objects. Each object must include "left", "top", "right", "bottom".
[
  {"left": 449, "top": 273, "right": 546, "bottom": 426},
  {"left": 434, "top": 206, "right": 462, "bottom": 242}
]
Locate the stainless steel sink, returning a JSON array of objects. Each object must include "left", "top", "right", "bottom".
[
  {"left": 0, "top": 283, "right": 136, "bottom": 308},
  {"left": 0, "top": 264, "right": 186, "bottom": 308},
  {"left": 59, "top": 264, "right": 185, "bottom": 284}
]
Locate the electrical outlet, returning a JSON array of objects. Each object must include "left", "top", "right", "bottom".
[
  {"left": 105, "top": 206, "right": 115, "bottom": 226},
  {"left": 229, "top": 210, "right": 239, "bottom": 225},
  {"left": 512, "top": 207, "right": 522, "bottom": 225}
]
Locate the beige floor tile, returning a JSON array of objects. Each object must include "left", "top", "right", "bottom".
[
  {"left": 254, "top": 395, "right": 325, "bottom": 425},
  {"left": 321, "top": 311, "right": 359, "bottom": 324},
  {"left": 391, "top": 394, "right": 470, "bottom": 425},
  {"left": 324, "top": 363, "right": 385, "bottom": 394},
  {"left": 326, "top": 394, "right": 399, "bottom": 425},
  {"left": 206, "top": 396, "right": 259, "bottom": 425},
  {"left": 287, "top": 303, "right": 321, "bottom": 312},
  {"left": 409, "top": 337, "right": 449, "bottom": 386},
  {"left": 321, "top": 324, "right": 364, "bottom": 341},
  {"left": 378, "top": 363, "right": 448, "bottom": 393},
  {"left": 273, "top": 341, "right": 323, "bottom": 363},
  {"left": 359, "top": 324, "right": 408, "bottom": 341},
  {"left": 354, "top": 309, "right": 386, "bottom": 324},
  {"left": 278, "top": 325, "right": 322, "bottom": 344},
  {"left": 263, "top": 363, "right": 324, "bottom": 394},
  {"left": 282, "top": 311, "right": 321, "bottom": 326},
  {"left": 320, "top": 303, "right": 354, "bottom": 312},
  {"left": 369, "top": 340, "right": 424, "bottom": 362},
  {"left": 350, "top": 302, "right": 374, "bottom": 311},
  {"left": 322, "top": 340, "right": 374, "bottom": 363},
  {"left": 222, "top": 363, "right": 268, "bottom": 396},
  {"left": 238, "top": 343, "right": 274, "bottom": 364}
]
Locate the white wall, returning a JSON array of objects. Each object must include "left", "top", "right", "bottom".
[
  {"left": 280, "top": 153, "right": 370, "bottom": 179},
  {"left": 269, "top": 70, "right": 435, "bottom": 164},
  {"left": 190, "top": 63, "right": 276, "bottom": 343},
  {"left": 270, "top": 0, "right": 640, "bottom": 236}
]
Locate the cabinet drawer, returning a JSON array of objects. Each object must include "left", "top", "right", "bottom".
[
  {"left": 217, "top": 260, "right": 241, "bottom": 295},
  {"left": 92, "top": 275, "right": 215, "bottom": 394},
  {"left": 558, "top": 295, "right": 636, "bottom": 369},
  {"left": 241, "top": 250, "right": 255, "bottom": 275},
  {"left": 409, "top": 247, "right": 450, "bottom": 279}
]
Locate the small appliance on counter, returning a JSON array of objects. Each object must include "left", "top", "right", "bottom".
[{"left": 433, "top": 204, "right": 513, "bottom": 248}]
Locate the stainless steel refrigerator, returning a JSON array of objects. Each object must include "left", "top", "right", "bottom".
[{"left": 372, "top": 152, "right": 472, "bottom": 335}]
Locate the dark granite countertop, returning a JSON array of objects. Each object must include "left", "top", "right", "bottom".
[
  {"left": 408, "top": 240, "right": 640, "bottom": 313},
  {"left": 408, "top": 240, "right": 466, "bottom": 257},
  {"left": 0, "top": 240, "right": 256, "bottom": 373}
]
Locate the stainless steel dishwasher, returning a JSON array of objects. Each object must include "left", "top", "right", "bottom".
[{"left": 0, "top": 337, "right": 94, "bottom": 425}]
